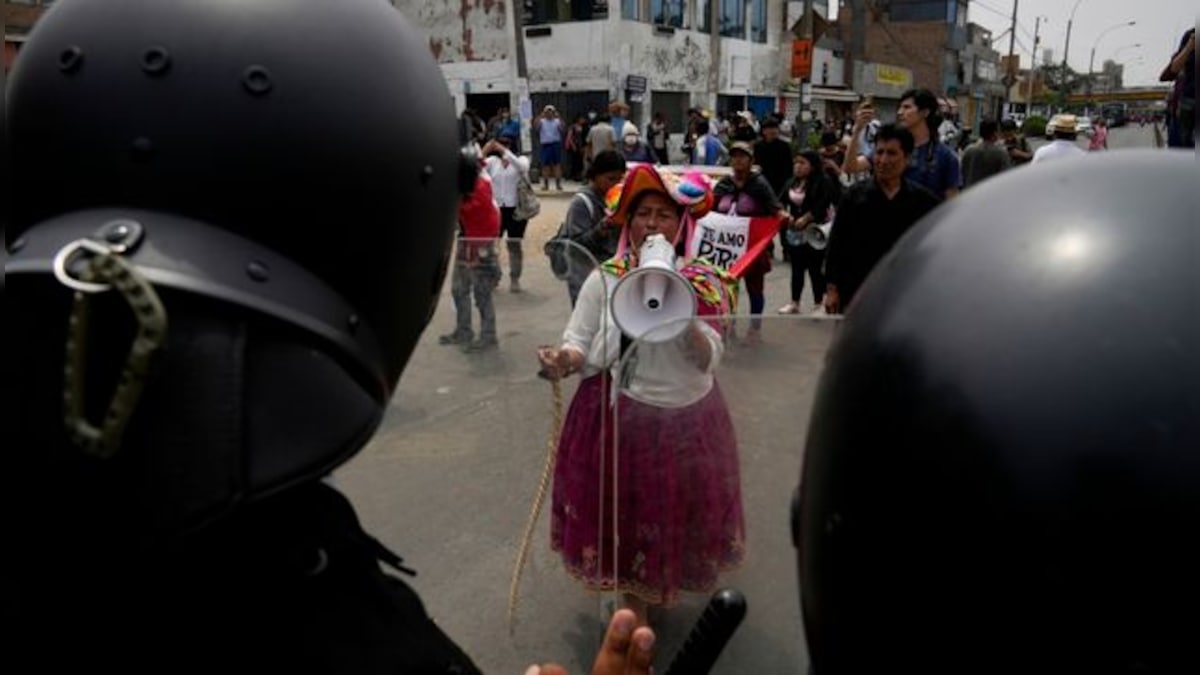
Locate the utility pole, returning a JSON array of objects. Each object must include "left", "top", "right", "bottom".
[
  {"left": 1026, "top": 16, "right": 1042, "bottom": 116},
  {"left": 1061, "top": 0, "right": 1085, "bottom": 103},
  {"left": 844, "top": 0, "right": 865, "bottom": 102},
  {"left": 1004, "top": 0, "right": 1018, "bottom": 116},
  {"left": 708, "top": 0, "right": 720, "bottom": 111}
]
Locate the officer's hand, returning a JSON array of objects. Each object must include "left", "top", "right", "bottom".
[
  {"left": 527, "top": 609, "right": 655, "bottom": 675},
  {"left": 824, "top": 285, "right": 841, "bottom": 314}
]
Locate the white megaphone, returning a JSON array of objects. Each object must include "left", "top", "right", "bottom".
[
  {"left": 805, "top": 221, "right": 833, "bottom": 250},
  {"left": 611, "top": 234, "right": 696, "bottom": 343}
]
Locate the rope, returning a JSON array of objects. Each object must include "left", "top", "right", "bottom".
[
  {"left": 507, "top": 375, "right": 565, "bottom": 635},
  {"left": 62, "top": 246, "right": 168, "bottom": 458}
]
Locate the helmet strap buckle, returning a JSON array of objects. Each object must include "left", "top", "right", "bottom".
[{"left": 58, "top": 240, "right": 168, "bottom": 458}]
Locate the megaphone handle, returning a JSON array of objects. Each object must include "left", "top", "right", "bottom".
[{"left": 662, "top": 588, "right": 747, "bottom": 675}]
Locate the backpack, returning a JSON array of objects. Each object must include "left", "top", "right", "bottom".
[{"left": 544, "top": 193, "right": 596, "bottom": 280}]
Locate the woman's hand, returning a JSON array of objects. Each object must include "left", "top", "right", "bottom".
[
  {"left": 791, "top": 213, "right": 813, "bottom": 231},
  {"left": 537, "top": 345, "right": 582, "bottom": 381}
]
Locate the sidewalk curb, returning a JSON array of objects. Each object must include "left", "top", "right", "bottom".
[{"left": 532, "top": 185, "right": 586, "bottom": 199}]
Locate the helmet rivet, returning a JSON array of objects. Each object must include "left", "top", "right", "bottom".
[
  {"left": 131, "top": 137, "right": 155, "bottom": 161},
  {"left": 824, "top": 514, "right": 842, "bottom": 535},
  {"left": 421, "top": 165, "right": 435, "bottom": 185},
  {"left": 106, "top": 224, "right": 131, "bottom": 243},
  {"left": 242, "top": 66, "right": 274, "bottom": 96},
  {"left": 59, "top": 46, "right": 84, "bottom": 74},
  {"left": 141, "top": 46, "right": 171, "bottom": 75},
  {"left": 9, "top": 237, "right": 27, "bottom": 254},
  {"left": 246, "top": 260, "right": 270, "bottom": 282},
  {"left": 94, "top": 219, "right": 144, "bottom": 252}
]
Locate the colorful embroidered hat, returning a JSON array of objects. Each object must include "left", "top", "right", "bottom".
[{"left": 604, "top": 165, "right": 714, "bottom": 229}]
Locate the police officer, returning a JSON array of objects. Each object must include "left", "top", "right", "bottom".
[
  {"left": 795, "top": 151, "right": 1198, "bottom": 673},
  {"left": 6, "top": 1, "right": 651, "bottom": 672}
]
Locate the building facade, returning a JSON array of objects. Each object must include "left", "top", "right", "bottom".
[
  {"left": 1091, "top": 60, "right": 1124, "bottom": 95},
  {"left": 395, "top": 0, "right": 793, "bottom": 150},
  {"left": 4, "top": 0, "right": 54, "bottom": 72},
  {"left": 960, "top": 22, "right": 1004, "bottom": 129},
  {"left": 837, "top": 0, "right": 974, "bottom": 119},
  {"left": 785, "top": 1, "right": 859, "bottom": 127}
]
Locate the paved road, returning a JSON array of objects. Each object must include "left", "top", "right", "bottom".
[
  {"left": 335, "top": 195, "right": 824, "bottom": 673},
  {"left": 334, "top": 124, "right": 1159, "bottom": 674},
  {"left": 1028, "top": 122, "right": 1157, "bottom": 152}
]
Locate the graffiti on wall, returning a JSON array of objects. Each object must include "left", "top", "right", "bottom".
[
  {"left": 397, "top": 0, "right": 510, "bottom": 63},
  {"left": 643, "top": 35, "right": 711, "bottom": 90}
]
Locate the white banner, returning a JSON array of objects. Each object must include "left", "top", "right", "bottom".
[{"left": 689, "top": 213, "right": 750, "bottom": 269}]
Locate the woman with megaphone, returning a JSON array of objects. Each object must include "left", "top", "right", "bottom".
[
  {"left": 778, "top": 150, "right": 839, "bottom": 315},
  {"left": 536, "top": 165, "right": 745, "bottom": 630}
]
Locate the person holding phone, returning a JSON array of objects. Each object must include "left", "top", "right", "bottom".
[{"left": 843, "top": 90, "right": 961, "bottom": 201}]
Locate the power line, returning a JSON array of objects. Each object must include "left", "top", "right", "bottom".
[
  {"left": 973, "top": 0, "right": 1009, "bottom": 20},
  {"left": 974, "top": 0, "right": 1036, "bottom": 42}
]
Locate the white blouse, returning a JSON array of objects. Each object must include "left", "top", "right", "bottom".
[
  {"left": 484, "top": 150, "right": 530, "bottom": 208},
  {"left": 562, "top": 269, "right": 724, "bottom": 408}
]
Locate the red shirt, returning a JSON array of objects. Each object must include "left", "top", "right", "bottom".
[{"left": 458, "top": 173, "right": 500, "bottom": 238}]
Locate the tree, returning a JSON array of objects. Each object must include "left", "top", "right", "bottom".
[{"left": 1039, "top": 63, "right": 1085, "bottom": 96}]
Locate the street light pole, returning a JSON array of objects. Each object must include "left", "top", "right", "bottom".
[
  {"left": 1112, "top": 43, "right": 1142, "bottom": 60},
  {"left": 1004, "top": 0, "right": 1019, "bottom": 116},
  {"left": 1089, "top": 21, "right": 1136, "bottom": 97},
  {"left": 1061, "top": 0, "right": 1085, "bottom": 97},
  {"left": 1026, "top": 17, "right": 1045, "bottom": 116}
]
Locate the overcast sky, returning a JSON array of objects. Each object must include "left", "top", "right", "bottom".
[{"left": 831, "top": 1, "right": 1195, "bottom": 87}]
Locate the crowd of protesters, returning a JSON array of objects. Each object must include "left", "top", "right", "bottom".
[{"left": 446, "top": 79, "right": 1174, "bottom": 349}]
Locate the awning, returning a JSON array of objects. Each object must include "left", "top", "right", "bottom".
[{"left": 811, "top": 87, "right": 861, "bottom": 102}]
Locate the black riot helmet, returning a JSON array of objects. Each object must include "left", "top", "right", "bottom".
[
  {"left": 5, "top": 0, "right": 469, "bottom": 533},
  {"left": 796, "top": 151, "right": 1198, "bottom": 673}
]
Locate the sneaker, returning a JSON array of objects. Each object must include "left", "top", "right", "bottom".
[
  {"left": 777, "top": 302, "right": 799, "bottom": 314},
  {"left": 438, "top": 331, "right": 471, "bottom": 345},
  {"left": 463, "top": 338, "right": 498, "bottom": 353},
  {"left": 510, "top": 279, "right": 522, "bottom": 293}
]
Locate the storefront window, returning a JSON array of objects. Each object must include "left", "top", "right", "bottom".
[
  {"left": 750, "top": 0, "right": 766, "bottom": 43},
  {"left": 697, "top": 0, "right": 712, "bottom": 33},
  {"left": 524, "top": 0, "right": 609, "bottom": 24},
  {"left": 651, "top": 0, "right": 685, "bottom": 27},
  {"left": 719, "top": 0, "right": 744, "bottom": 38}
]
